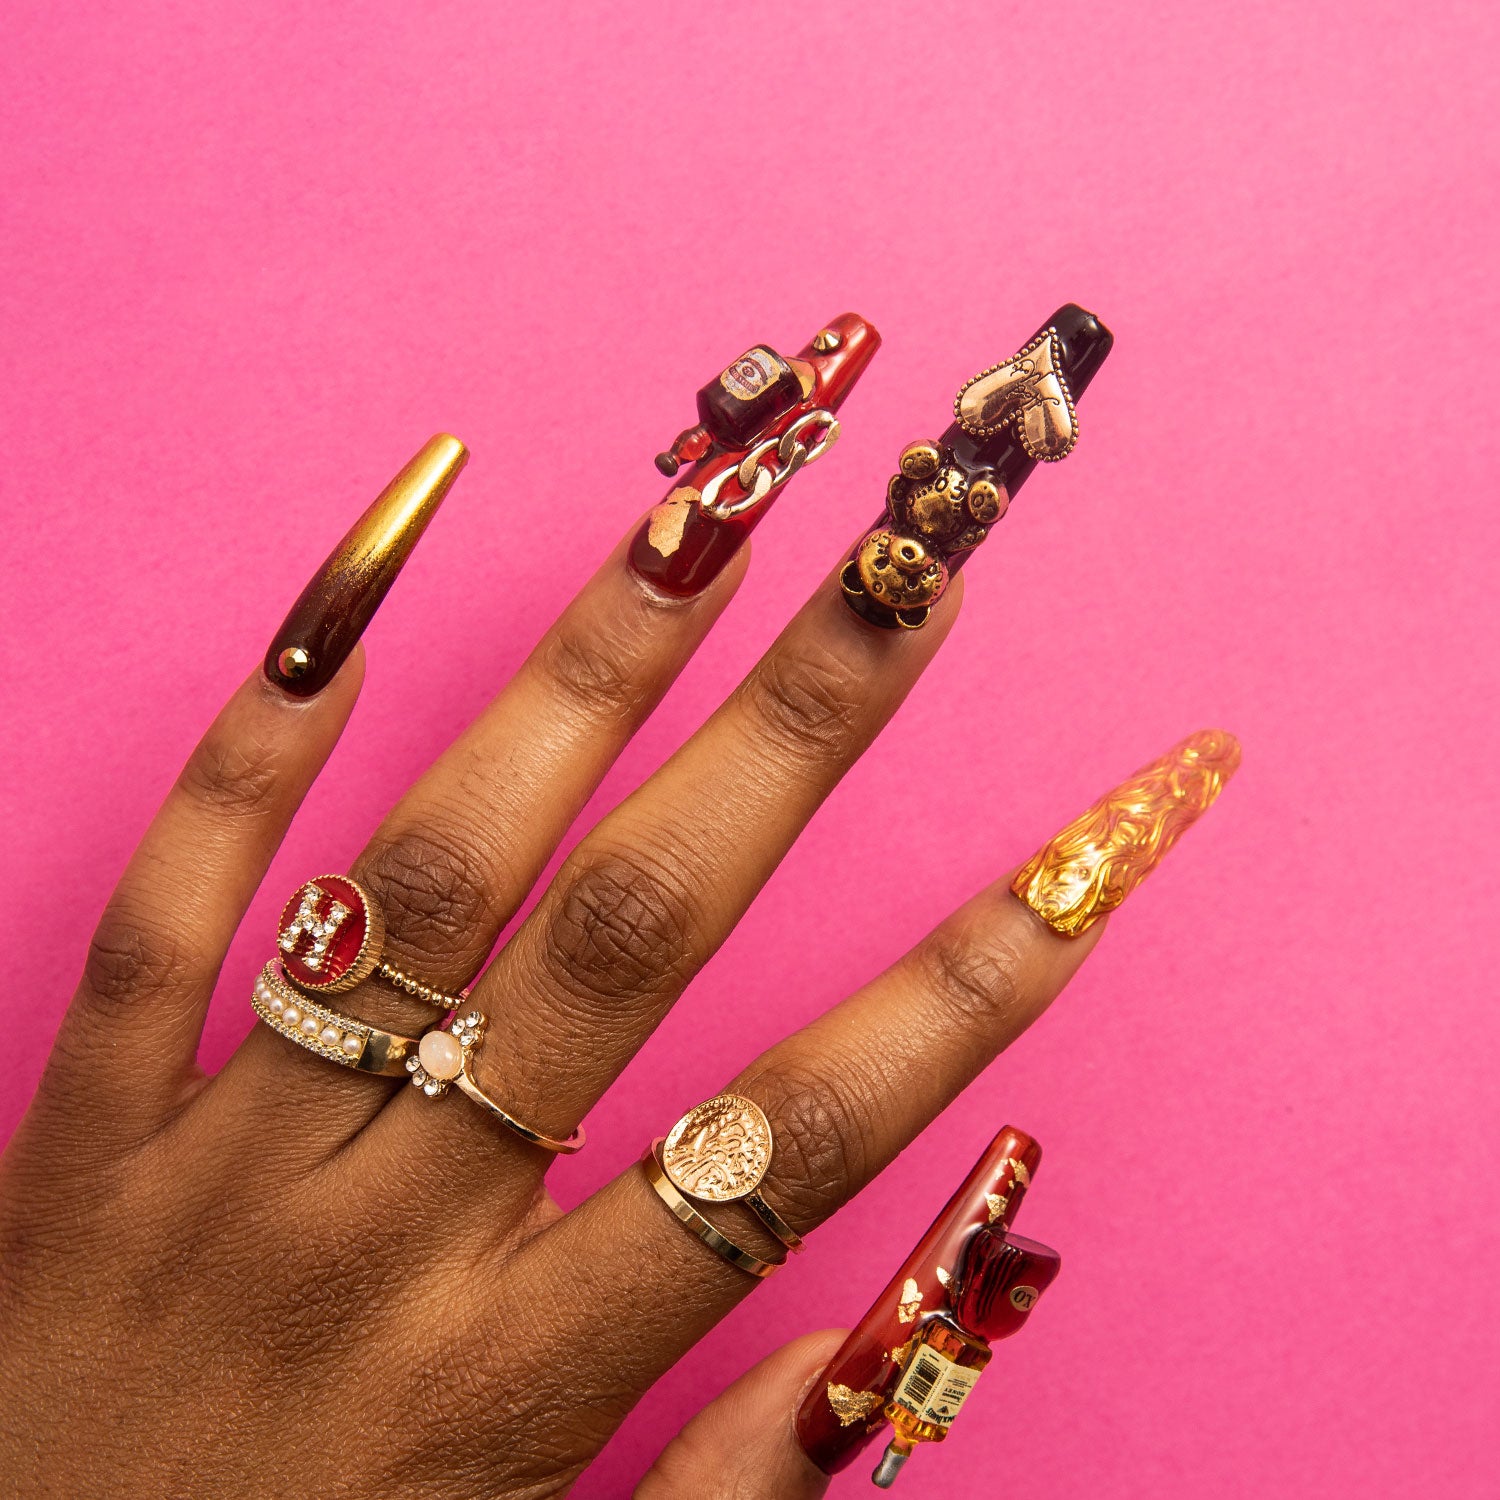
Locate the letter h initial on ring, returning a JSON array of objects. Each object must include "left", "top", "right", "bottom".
[{"left": 278, "top": 883, "right": 350, "bottom": 973}]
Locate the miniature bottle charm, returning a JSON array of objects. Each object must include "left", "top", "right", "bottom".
[
  {"left": 629, "top": 313, "right": 880, "bottom": 597},
  {"left": 871, "top": 1230, "right": 1061, "bottom": 1487}
]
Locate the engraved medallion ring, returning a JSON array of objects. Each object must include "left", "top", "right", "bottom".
[
  {"left": 645, "top": 1093, "right": 805, "bottom": 1271},
  {"left": 275, "top": 874, "right": 467, "bottom": 1011}
]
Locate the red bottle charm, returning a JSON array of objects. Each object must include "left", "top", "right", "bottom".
[
  {"left": 275, "top": 876, "right": 385, "bottom": 994},
  {"left": 628, "top": 313, "right": 880, "bottom": 597}
]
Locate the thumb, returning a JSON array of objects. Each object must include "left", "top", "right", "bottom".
[{"left": 636, "top": 1330, "right": 845, "bottom": 1500}]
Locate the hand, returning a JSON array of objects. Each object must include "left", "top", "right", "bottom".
[{"left": 0, "top": 434, "right": 1235, "bottom": 1498}]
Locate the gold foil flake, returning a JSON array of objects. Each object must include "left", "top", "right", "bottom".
[
  {"left": 890, "top": 1338, "right": 914, "bottom": 1368},
  {"left": 646, "top": 488, "right": 698, "bottom": 558},
  {"left": 827, "top": 1383, "right": 883, "bottom": 1427},
  {"left": 986, "top": 1192, "right": 1009, "bottom": 1222},
  {"left": 935, "top": 1266, "right": 952, "bottom": 1288},
  {"left": 897, "top": 1277, "right": 923, "bottom": 1324}
]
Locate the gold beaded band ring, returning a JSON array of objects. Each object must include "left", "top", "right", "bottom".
[
  {"left": 643, "top": 1142, "right": 781, "bottom": 1279},
  {"left": 251, "top": 962, "right": 421, "bottom": 1076},
  {"left": 276, "top": 875, "right": 466, "bottom": 1010},
  {"left": 659, "top": 1093, "right": 805, "bottom": 1253},
  {"left": 405, "top": 1009, "right": 586, "bottom": 1155}
]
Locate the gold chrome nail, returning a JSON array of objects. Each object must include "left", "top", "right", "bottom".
[
  {"left": 264, "top": 434, "right": 468, "bottom": 696},
  {"left": 1011, "top": 729, "right": 1241, "bottom": 936}
]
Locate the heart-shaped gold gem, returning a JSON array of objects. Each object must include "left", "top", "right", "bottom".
[{"left": 954, "top": 328, "right": 1078, "bottom": 461}]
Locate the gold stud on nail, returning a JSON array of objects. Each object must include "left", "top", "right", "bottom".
[
  {"left": 276, "top": 646, "right": 314, "bottom": 680},
  {"left": 813, "top": 328, "right": 842, "bottom": 352}
]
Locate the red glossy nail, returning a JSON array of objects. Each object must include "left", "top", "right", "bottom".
[
  {"left": 628, "top": 313, "right": 880, "bottom": 597},
  {"left": 794, "top": 1125, "right": 1041, "bottom": 1477}
]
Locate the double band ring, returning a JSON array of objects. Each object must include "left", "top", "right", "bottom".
[
  {"left": 406, "top": 1009, "right": 586, "bottom": 1155},
  {"left": 276, "top": 875, "right": 466, "bottom": 1010},
  {"left": 251, "top": 962, "right": 420, "bottom": 1076},
  {"left": 644, "top": 1093, "right": 804, "bottom": 1276}
]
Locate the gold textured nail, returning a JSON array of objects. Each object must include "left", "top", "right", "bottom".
[
  {"left": 1011, "top": 729, "right": 1241, "bottom": 936},
  {"left": 264, "top": 433, "right": 469, "bottom": 696}
]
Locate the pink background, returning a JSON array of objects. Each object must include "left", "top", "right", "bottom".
[{"left": 2, "top": 3, "right": 1496, "bottom": 1495}]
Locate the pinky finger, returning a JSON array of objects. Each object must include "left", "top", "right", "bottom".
[
  {"left": 36, "top": 435, "right": 466, "bottom": 1146},
  {"left": 635, "top": 1330, "right": 844, "bottom": 1500}
]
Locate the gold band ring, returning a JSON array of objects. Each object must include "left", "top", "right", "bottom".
[
  {"left": 251, "top": 962, "right": 421, "bottom": 1076},
  {"left": 659, "top": 1093, "right": 805, "bottom": 1253},
  {"left": 276, "top": 875, "right": 466, "bottom": 1010},
  {"left": 405, "top": 1010, "right": 586, "bottom": 1155},
  {"left": 643, "top": 1142, "right": 781, "bottom": 1279}
]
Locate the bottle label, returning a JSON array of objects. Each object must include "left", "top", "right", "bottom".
[
  {"left": 890, "top": 1344, "right": 983, "bottom": 1428},
  {"left": 719, "top": 348, "right": 781, "bottom": 401}
]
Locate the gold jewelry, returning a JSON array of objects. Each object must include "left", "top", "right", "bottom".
[
  {"left": 643, "top": 1142, "right": 780, "bottom": 1279},
  {"left": 276, "top": 875, "right": 465, "bottom": 1009},
  {"left": 406, "top": 1009, "right": 585, "bottom": 1155},
  {"left": 659, "top": 1093, "right": 805, "bottom": 1253},
  {"left": 251, "top": 962, "right": 421, "bottom": 1076}
]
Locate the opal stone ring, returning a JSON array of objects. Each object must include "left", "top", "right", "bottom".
[{"left": 406, "top": 1009, "right": 586, "bottom": 1155}]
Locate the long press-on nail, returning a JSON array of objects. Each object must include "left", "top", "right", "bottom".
[
  {"left": 264, "top": 434, "right": 469, "bottom": 696},
  {"left": 1012, "top": 729, "right": 1242, "bottom": 936},
  {"left": 795, "top": 1128, "right": 1041, "bottom": 1477},
  {"left": 840, "top": 303, "right": 1113, "bottom": 630},
  {"left": 628, "top": 313, "right": 881, "bottom": 597}
]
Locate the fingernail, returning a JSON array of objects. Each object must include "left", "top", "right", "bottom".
[
  {"left": 840, "top": 303, "right": 1113, "bottom": 630},
  {"left": 1012, "top": 728, "right": 1242, "bottom": 937},
  {"left": 629, "top": 313, "right": 881, "bottom": 597},
  {"left": 264, "top": 434, "right": 469, "bottom": 696},
  {"left": 795, "top": 1127, "right": 1040, "bottom": 1477}
]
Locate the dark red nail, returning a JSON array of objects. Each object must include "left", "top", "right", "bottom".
[
  {"left": 840, "top": 303, "right": 1113, "bottom": 630},
  {"left": 629, "top": 313, "right": 880, "bottom": 597},
  {"left": 794, "top": 1126, "right": 1042, "bottom": 1477}
]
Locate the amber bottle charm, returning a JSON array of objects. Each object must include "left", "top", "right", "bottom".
[
  {"left": 871, "top": 1229, "right": 1062, "bottom": 1487},
  {"left": 840, "top": 303, "right": 1112, "bottom": 629},
  {"left": 628, "top": 313, "right": 880, "bottom": 597}
]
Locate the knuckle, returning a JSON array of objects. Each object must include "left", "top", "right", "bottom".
[
  {"left": 175, "top": 726, "right": 285, "bottom": 821},
  {"left": 83, "top": 899, "right": 203, "bottom": 1013},
  {"left": 539, "top": 844, "right": 698, "bottom": 1015},
  {"left": 913, "top": 921, "right": 1028, "bottom": 1034},
  {"left": 359, "top": 827, "right": 494, "bottom": 967},
  {"left": 745, "top": 1055, "right": 880, "bottom": 1229},
  {"left": 538, "top": 616, "right": 651, "bottom": 724},
  {"left": 737, "top": 639, "right": 866, "bottom": 760}
]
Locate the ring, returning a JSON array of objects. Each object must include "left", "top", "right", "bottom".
[
  {"left": 647, "top": 1091, "right": 805, "bottom": 1264},
  {"left": 251, "top": 962, "right": 421, "bottom": 1076},
  {"left": 276, "top": 875, "right": 466, "bottom": 1009},
  {"left": 405, "top": 1009, "right": 586, "bottom": 1155},
  {"left": 643, "top": 1143, "right": 780, "bottom": 1279}
]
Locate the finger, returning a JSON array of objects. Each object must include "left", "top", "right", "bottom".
[
  {"left": 636, "top": 1330, "right": 843, "bottom": 1500},
  {"left": 362, "top": 566, "right": 964, "bottom": 1200},
  {"left": 369, "top": 307, "right": 1114, "bottom": 1202},
  {"left": 497, "top": 730, "right": 1240, "bottom": 1431},
  {"left": 217, "top": 314, "right": 878, "bottom": 1135},
  {"left": 38, "top": 434, "right": 469, "bottom": 1143},
  {"left": 212, "top": 524, "right": 749, "bottom": 1131}
]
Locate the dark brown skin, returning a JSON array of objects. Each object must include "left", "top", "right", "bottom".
[{"left": 0, "top": 445, "right": 1143, "bottom": 1498}]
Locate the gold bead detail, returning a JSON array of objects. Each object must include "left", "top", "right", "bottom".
[
  {"left": 276, "top": 646, "right": 314, "bottom": 680},
  {"left": 812, "top": 328, "right": 842, "bottom": 352},
  {"left": 899, "top": 441, "right": 943, "bottom": 480}
]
